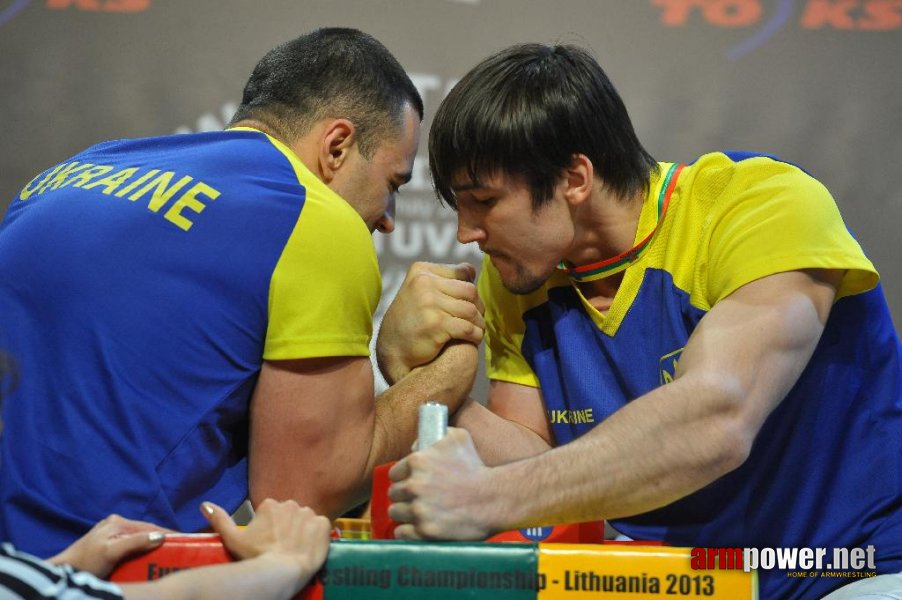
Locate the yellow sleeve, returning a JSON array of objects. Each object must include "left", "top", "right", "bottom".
[
  {"left": 478, "top": 256, "right": 540, "bottom": 388},
  {"left": 703, "top": 158, "right": 879, "bottom": 306},
  {"left": 262, "top": 137, "right": 380, "bottom": 360}
]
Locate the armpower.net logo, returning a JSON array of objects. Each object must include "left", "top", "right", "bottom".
[{"left": 692, "top": 545, "right": 879, "bottom": 579}]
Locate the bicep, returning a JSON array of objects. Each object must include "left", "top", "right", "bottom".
[
  {"left": 487, "top": 380, "right": 554, "bottom": 446},
  {"left": 677, "top": 268, "right": 841, "bottom": 428},
  {"left": 450, "top": 381, "right": 552, "bottom": 466},
  {"left": 248, "top": 356, "right": 376, "bottom": 518}
]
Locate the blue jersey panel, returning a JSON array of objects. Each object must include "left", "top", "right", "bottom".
[
  {"left": 0, "top": 131, "right": 306, "bottom": 555},
  {"left": 522, "top": 269, "right": 901, "bottom": 599},
  {"left": 613, "top": 285, "right": 902, "bottom": 599}
]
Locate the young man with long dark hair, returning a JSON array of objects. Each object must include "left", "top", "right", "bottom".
[{"left": 382, "top": 43, "right": 902, "bottom": 600}]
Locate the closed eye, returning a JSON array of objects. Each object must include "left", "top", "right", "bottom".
[{"left": 391, "top": 171, "right": 412, "bottom": 194}]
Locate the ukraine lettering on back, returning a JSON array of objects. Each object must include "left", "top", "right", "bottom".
[{"left": 18, "top": 160, "right": 221, "bottom": 232}]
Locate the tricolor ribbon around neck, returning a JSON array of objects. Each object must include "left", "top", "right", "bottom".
[{"left": 557, "top": 163, "right": 684, "bottom": 283}]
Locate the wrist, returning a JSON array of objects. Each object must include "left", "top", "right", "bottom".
[
  {"left": 47, "top": 550, "right": 72, "bottom": 567},
  {"left": 478, "top": 462, "right": 534, "bottom": 535},
  {"left": 375, "top": 347, "right": 409, "bottom": 385},
  {"left": 472, "top": 464, "right": 513, "bottom": 537},
  {"left": 254, "top": 552, "right": 309, "bottom": 586}
]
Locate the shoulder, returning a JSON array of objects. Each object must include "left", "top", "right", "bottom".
[
  {"left": 680, "top": 151, "right": 823, "bottom": 200},
  {"left": 681, "top": 152, "right": 878, "bottom": 305}
]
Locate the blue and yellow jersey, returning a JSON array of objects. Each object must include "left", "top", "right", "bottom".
[
  {"left": 480, "top": 152, "right": 902, "bottom": 599},
  {"left": 0, "top": 128, "right": 380, "bottom": 556}
]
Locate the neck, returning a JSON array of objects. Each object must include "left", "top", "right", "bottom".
[
  {"left": 229, "top": 118, "right": 282, "bottom": 140},
  {"left": 562, "top": 165, "right": 676, "bottom": 306},
  {"left": 576, "top": 272, "right": 624, "bottom": 312},
  {"left": 563, "top": 186, "right": 645, "bottom": 270},
  {"left": 230, "top": 119, "right": 322, "bottom": 181}
]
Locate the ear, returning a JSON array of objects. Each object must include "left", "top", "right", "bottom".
[
  {"left": 562, "top": 153, "right": 593, "bottom": 206},
  {"left": 318, "top": 119, "right": 357, "bottom": 183}
]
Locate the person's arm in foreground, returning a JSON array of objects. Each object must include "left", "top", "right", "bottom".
[
  {"left": 21, "top": 500, "right": 328, "bottom": 600},
  {"left": 122, "top": 499, "right": 330, "bottom": 600},
  {"left": 387, "top": 269, "right": 841, "bottom": 539},
  {"left": 47, "top": 515, "right": 168, "bottom": 577}
]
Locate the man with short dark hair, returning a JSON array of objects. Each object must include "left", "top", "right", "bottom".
[
  {"left": 0, "top": 28, "right": 482, "bottom": 557},
  {"left": 382, "top": 43, "right": 902, "bottom": 599}
]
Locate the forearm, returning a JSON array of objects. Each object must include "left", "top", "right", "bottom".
[
  {"left": 452, "top": 398, "right": 551, "bottom": 466},
  {"left": 394, "top": 272, "right": 837, "bottom": 539},
  {"left": 480, "top": 377, "right": 749, "bottom": 531},
  {"left": 249, "top": 357, "right": 376, "bottom": 519},
  {"left": 250, "top": 379, "right": 443, "bottom": 520},
  {"left": 366, "top": 342, "right": 477, "bottom": 473},
  {"left": 250, "top": 344, "right": 475, "bottom": 520},
  {"left": 122, "top": 554, "right": 309, "bottom": 600}
]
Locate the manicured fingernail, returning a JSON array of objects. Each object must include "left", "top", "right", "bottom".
[
  {"left": 202, "top": 502, "right": 215, "bottom": 516},
  {"left": 148, "top": 531, "right": 164, "bottom": 543}
]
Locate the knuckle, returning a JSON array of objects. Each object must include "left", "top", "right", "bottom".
[
  {"left": 448, "top": 428, "right": 468, "bottom": 442},
  {"left": 425, "top": 311, "right": 446, "bottom": 327},
  {"left": 387, "top": 484, "right": 403, "bottom": 501},
  {"left": 410, "top": 275, "right": 432, "bottom": 293},
  {"left": 407, "top": 452, "right": 424, "bottom": 469},
  {"left": 420, "top": 522, "right": 443, "bottom": 539},
  {"left": 412, "top": 266, "right": 436, "bottom": 281},
  {"left": 411, "top": 502, "right": 427, "bottom": 523},
  {"left": 404, "top": 479, "right": 424, "bottom": 499},
  {"left": 429, "top": 329, "right": 448, "bottom": 345},
  {"left": 463, "top": 303, "right": 479, "bottom": 320}
]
